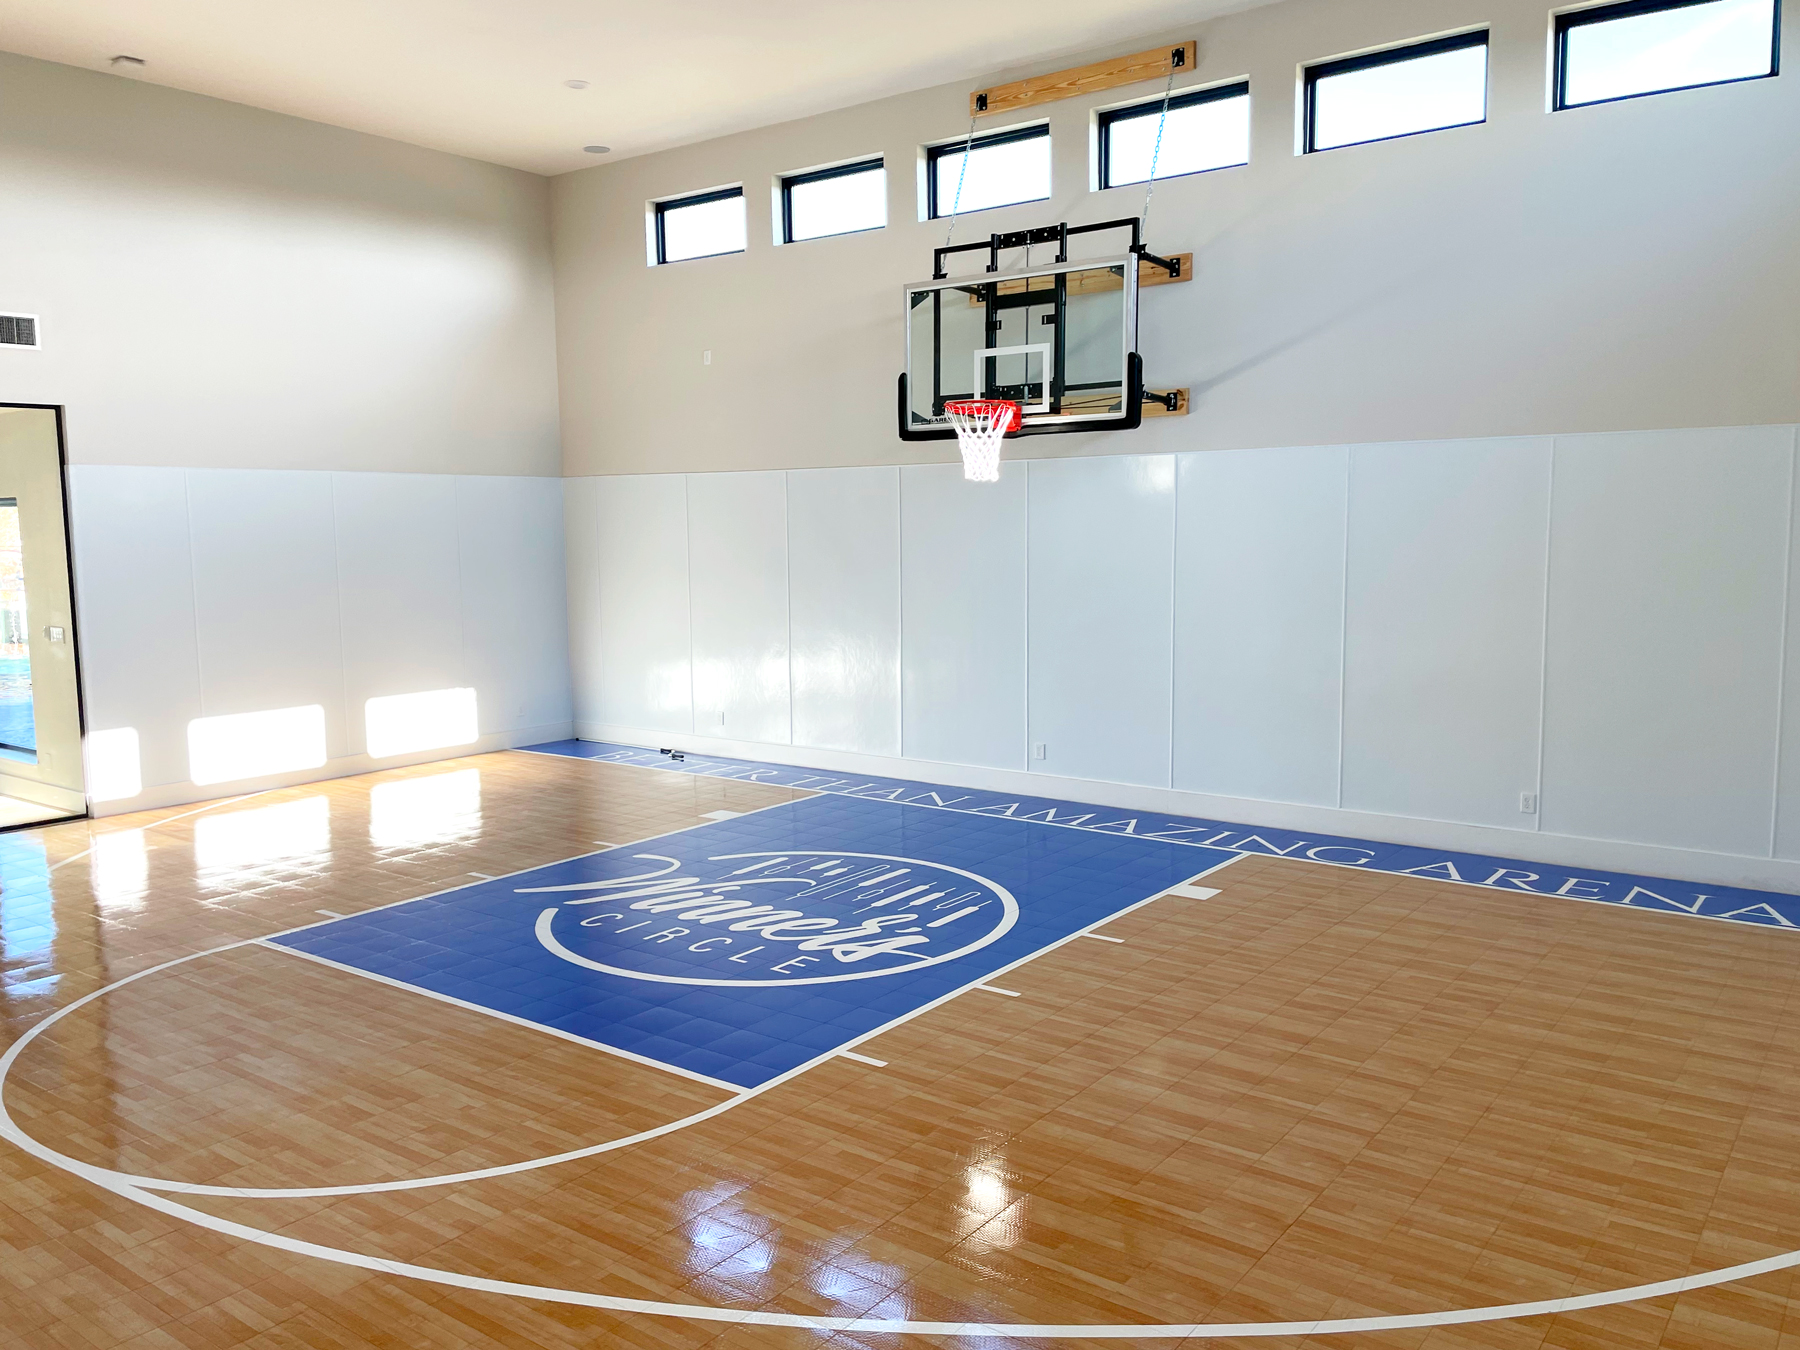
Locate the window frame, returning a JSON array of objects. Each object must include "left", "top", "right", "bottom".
[
  {"left": 1096, "top": 80, "right": 1252, "bottom": 190},
  {"left": 1552, "top": 0, "right": 1782, "bottom": 110},
  {"left": 653, "top": 185, "right": 747, "bottom": 265},
  {"left": 779, "top": 156, "right": 886, "bottom": 244},
  {"left": 1302, "top": 28, "right": 1491, "bottom": 154},
  {"left": 925, "top": 122, "right": 1052, "bottom": 220}
]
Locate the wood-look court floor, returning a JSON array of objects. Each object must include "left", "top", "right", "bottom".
[{"left": 5, "top": 750, "right": 1800, "bottom": 1348}]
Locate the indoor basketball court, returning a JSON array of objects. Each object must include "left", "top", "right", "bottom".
[{"left": 2, "top": 0, "right": 1798, "bottom": 1345}]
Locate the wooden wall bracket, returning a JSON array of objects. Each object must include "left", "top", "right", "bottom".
[{"left": 972, "top": 42, "right": 1197, "bottom": 118}]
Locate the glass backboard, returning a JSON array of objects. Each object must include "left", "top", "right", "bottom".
[{"left": 904, "top": 255, "right": 1139, "bottom": 433}]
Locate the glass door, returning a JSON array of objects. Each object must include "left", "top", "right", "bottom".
[{"left": 0, "top": 407, "right": 85, "bottom": 828}]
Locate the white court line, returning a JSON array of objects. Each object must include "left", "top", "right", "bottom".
[
  {"left": 468, "top": 872, "right": 496, "bottom": 879},
  {"left": 47, "top": 788, "right": 274, "bottom": 873},
  {"left": 5, "top": 894, "right": 1800, "bottom": 1340},
  {"left": 1081, "top": 933, "right": 1125, "bottom": 944},
  {"left": 21, "top": 758, "right": 1771, "bottom": 1331},
  {"left": 1169, "top": 884, "right": 1221, "bottom": 900},
  {"left": 260, "top": 791, "right": 807, "bottom": 950},
  {"left": 56, "top": 851, "right": 1253, "bottom": 1201},
  {"left": 314, "top": 909, "right": 347, "bottom": 919},
  {"left": 837, "top": 1050, "right": 887, "bottom": 1067},
  {"left": 702, "top": 810, "right": 742, "bottom": 820},
  {"left": 976, "top": 984, "right": 1021, "bottom": 997},
  {"left": 258, "top": 941, "right": 746, "bottom": 1095},
  {"left": 18, "top": 850, "right": 1794, "bottom": 1334}
]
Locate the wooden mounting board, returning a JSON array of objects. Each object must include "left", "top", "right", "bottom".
[
  {"left": 1055, "top": 388, "right": 1189, "bottom": 418},
  {"left": 972, "top": 42, "right": 1197, "bottom": 118}
]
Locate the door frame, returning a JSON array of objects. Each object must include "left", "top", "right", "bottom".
[{"left": 0, "top": 401, "right": 90, "bottom": 831}]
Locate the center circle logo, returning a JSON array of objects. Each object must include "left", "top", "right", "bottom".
[{"left": 523, "top": 850, "right": 1019, "bottom": 987}]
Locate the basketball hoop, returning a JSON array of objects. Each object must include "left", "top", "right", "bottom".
[{"left": 943, "top": 399, "right": 1021, "bottom": 482}]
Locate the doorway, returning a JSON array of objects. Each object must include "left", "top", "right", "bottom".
[{"left": 0, "top": 406, "right": 86, "bottom": 829}]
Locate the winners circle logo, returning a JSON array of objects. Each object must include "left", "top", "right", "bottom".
[{"left": 521, "top": 850, "right": 1018, "bottom": 987}]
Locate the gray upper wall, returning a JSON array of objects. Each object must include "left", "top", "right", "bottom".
[
  {"left": 1, "top": 52, "right": 561, "bottom": 475},
  {"left": 551, "top": 0, "right": 1800, "bottom": 477}
]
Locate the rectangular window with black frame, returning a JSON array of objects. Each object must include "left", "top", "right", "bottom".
[
  {"left": 1554, "top": 0, "right": 1779, "bottom": 110},
  {"left": 1304, "top": 30, "right": 1489, "bottom": 153},
  {"left": 927, "top": 124, "right": 1051, "bottom": 219}
]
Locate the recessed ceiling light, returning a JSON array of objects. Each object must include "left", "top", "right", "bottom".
[
  {"left": 564, "top": 79, "right": 590, "bottom": 89},
  {"left": 583, "top": 145, "right": 611, "bottom": 154}
]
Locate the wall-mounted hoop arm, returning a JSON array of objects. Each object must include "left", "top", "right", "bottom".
[{"left": 932, "top": 217, "right": 1179, "bottom": 281}]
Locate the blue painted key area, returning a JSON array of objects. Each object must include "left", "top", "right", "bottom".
[{"left": 272, "top": 793, "right": 1231, "bottom": 1091}]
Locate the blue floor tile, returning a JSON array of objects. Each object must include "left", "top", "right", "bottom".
[{"left": 270, "top": 793, "right": 1225, "bottom": 1090}]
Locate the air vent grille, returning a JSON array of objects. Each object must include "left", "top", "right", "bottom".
[{"left": 0, "top": 314, "right": 39, "bottom": 348}]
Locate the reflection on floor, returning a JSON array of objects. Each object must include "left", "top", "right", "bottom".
[
  {"left": 0, "top": 793, "right": 67, "bottom": 829},
  {"left": 4, "top": 748, "right": 1800, "bottom": 1348}
]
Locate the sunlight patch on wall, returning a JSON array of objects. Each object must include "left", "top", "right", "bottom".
[
  {"left": 85, "top": 727, "right": 142, "bottom": 802},
  {"left": 188, "top": 705, "right": 328, "bottom": 786},
  {"left": 365, "top": 687, "right": 478, "bottom": 759}
]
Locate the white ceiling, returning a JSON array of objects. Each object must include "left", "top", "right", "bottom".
[{"left": 0, "top": 0, "right": 1274, "bottom": 176}]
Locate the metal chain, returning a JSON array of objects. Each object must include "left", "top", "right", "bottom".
[
  {"left": 942, "top": 110, "right": 980, "bottom": 248},
  {"left": 1140, "top": 58, "right": 1180, "bottom": 238}
]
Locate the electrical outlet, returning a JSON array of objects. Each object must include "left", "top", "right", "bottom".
[
  {"left": 703, "top": 349, "right": 712, "bottom": 366},
  {"left": 1519, "top": 792, "right": 1537, "bottom": 814},
  {"left": 1033, "top": 743, "right": 1047, "bottom": 761},
  {"left": 716, "top": 711, "right": 725, "bottom": 727}
]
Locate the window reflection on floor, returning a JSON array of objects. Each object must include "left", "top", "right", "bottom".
[
  {"left": 369, "top": 770, "right": 482, "bottom": 851},
  {"left": 680, "top": 1180, "right": 780, "bottom": 1299},
  {"left": 0, "top": 833, "right": 54, "bottom": 1001},
  {"left": 90, "top": 829, "right": 149, "bottom": 915},
  {"left": 194, "top": 797, "right": 331, "bottom": 886}
]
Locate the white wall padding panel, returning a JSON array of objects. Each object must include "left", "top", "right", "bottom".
[
  {"left": 900, "top": 463, "right": 1027, "bottom": 771},
  {"left": 1173, "top": 445, "right": 1347, "bottom": 806},
  {"left": 563, "top": 477, "right": 603, "bottom": 730},
  {"left": 788, "top": 467, "right": 900, "bottom": 756},
  {"left": 332, "top": 473, "right": 464, "bottom": 755},
  {"left": 593, "top": 473, "right": 692, "bottom": 734},
  {"left": 456, "top": 475, "right": 571, "bottom": 738},
  {"left": 685, "top": 471, "right": 791, "bottom": 745},
  {"left": 1341, "top": 438, "right": 1552, "bottom": 829},
  {"left": 1027, "top": 455, "right": 1176, "bottom": 789},
  {"left": 184, "top": 468, "right": 349, "bottom": 755},
  {"left": 1543, "top": 427, "right": 1792, "bottom": 856},
  {"left": 67, "top": 465, "right": 204, "bottom": 792}
]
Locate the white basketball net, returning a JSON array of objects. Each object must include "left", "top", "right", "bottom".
[{"left": 944, "top": 400, "right": 1019, "bottom": 483}]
